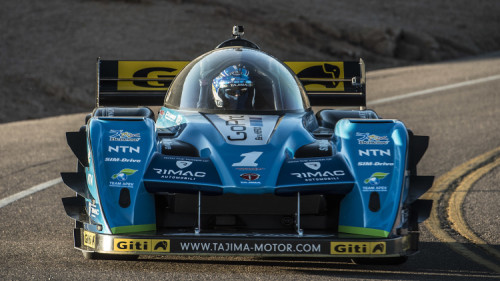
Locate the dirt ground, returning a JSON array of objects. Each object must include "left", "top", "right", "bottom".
[{"left": 1, "top": 0, "right": 499, "bottom": 123}]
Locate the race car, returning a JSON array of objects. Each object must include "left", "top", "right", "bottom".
[{"left": 62, "top": 26, "right": 433, "bottom": 264}]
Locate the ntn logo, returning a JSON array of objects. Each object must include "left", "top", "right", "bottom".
[
  {"left": 108, "top": 146, "right": 140, "bottom": 153},
  {"left": 358, "top": 149, "right": 391, "bottom": 157}
]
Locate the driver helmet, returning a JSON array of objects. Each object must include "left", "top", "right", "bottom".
[{"left": 212, "top": 65, "right": 254, "bottom": 110}]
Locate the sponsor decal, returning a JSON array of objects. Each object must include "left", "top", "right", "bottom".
[
  {"left": 304, "top": 162, "right": 321, "bottom": 170},
  {"left": 254, "top": 127, "right": 263, "bottom": 140},
  {"left": 113, "top": 239, "right": 170, "bottom": 252},
  {"left": 87, "top": 173, "right": 94, "bottom": 186},
  {"left": 279, "top": 157, "right": 352, "bottom": 185},
  {"left": 330, "top": 242, "right": 386, "bottom": 255},
  {"left": 232, "top": 151, "right": 262, "bottom": 167},
  {"left": 105, "top": 157, "right": 141, "bottom": 163},
  {"left": 178, "top": 241, "right": 321, "bottom": 253},
  {"left": 157, "top": 107, "right": 186, "bottom": 129},
  {"left": 109, "top": 130, "right": 140, "bottom": 142},
  {"left": 153, "top": 168, "right": 206, "bottom": 180},
  {"left": 83, "top": 231, "right": 96, "bottom": 249},
  {"left": 176, "top": 161, "right": 193, "bottom": 169},
  {"left": 358, "top": 149, "right": 391, "bottom": 157},
  {"left": 235, "top": 167, "right": 264, "bottom": 171},
  {"left": 225, "top": 115, "right": 247, "bottom": 141},
  {"left": 160, "top": 108, "right": 185, "bottom": 125},
  {"left": 88, "top": 201, "right": 100, "bottom": 218},
  {"left": 364, "top": 172, "right": 389, "bottom": 185},
  {"left": 145, "top": 155, "right": 221, "bottom": 185},
  {"left": 291, "top": 170, "right": 345, "bottom": 182},
  {"left": 240, "top": 173, "right": 260, "bottom": 181},
  {"left": 356, "top": 132, "right": 389, "bottom": 145},
  {"left": 111, "top": 168, "right": 138, "bottom": 181},
  {"left": 110, "top": 168, "right": 138, "bottom": 188},
  {"left": 249, "top": 116, "right": 263, "bottom": 127},
  {"left": 164, "top": 110, "right": 178, "bottom": 122},
  {"left": 357, "top": 162, "right": 394, "bottom": 167},
  {"left": 362, "top": 172, "right": 389, "bottom": 192},
  {"left": 206, "top": 114, "right": 278, "bottom": 145},
  {"left": 108, "top": 145, "right": 140, "bottom": 154}
]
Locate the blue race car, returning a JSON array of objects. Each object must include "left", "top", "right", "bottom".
[{"left": 62, "top": 26, "right": 433, "bottom": 264}]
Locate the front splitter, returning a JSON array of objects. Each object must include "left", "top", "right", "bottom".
[{"left": 75, "top": 228, "right": 418, "bottom": 258}]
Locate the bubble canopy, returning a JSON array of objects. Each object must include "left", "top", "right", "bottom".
[{"left": 164, "top": 47, "right": 310, "bottom": 113}]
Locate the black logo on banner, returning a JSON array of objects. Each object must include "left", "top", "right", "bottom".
[
  {"left": 372, "top": 243, "right": 385, "bottom": 253},
  {"left": 297, "top": 64, "right": 341, "bottom": 89},
  {"left": 133, "top": 67, "right": 177, "bottom": 88}
]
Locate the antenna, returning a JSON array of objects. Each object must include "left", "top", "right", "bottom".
[{"left": 232, "top": 25, "right": 244, "bottom": 38}]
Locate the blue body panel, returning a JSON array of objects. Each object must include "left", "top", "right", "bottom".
[
  {"left": 335, "top": 119, "right": 408, "bottom": 237},
  {"left": 85, "top": 107, "right": 410, "bottom": 238},
  {"left": 85, "top": 117, "right": 157, "bottom": 234},
  {"left": 151, "top": 109, "right": 356, "bottom": 195}
]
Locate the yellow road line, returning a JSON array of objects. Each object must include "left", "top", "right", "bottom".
[
  {"left": 422, "top": 147, "right": 500, "bottom": 273},
  {"left": 448, "top": 157, "right": 500, "bottom": 261}
]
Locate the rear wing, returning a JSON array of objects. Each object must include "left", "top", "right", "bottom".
[{"left": 96, "top": 58, "right": 366, "bottom": 108}]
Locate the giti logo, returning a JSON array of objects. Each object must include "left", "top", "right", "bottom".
[
  {"left": 285, "top": 61, "right": 345, "bottom": 92},
  {"left": 330, "top": 242, "right": 386, "bottom": 255},
  {"left": 114, "top": 239, "right": 170, "bottom": 252}
]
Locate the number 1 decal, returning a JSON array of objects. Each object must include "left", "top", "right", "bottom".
[{"left": 232, "top": 151, "right": 263, "bottom": 167}]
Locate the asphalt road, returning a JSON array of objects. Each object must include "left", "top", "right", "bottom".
[{"left": 1, "top": 56, "right": 499, "bottom": 280}]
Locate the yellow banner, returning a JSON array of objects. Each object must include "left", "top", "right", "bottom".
[
  {"left": 284, "top": 61, "right": 345, "bottom": 92},
  {"left": 114, "top": 61, "right": 347, "bottom": 92}
]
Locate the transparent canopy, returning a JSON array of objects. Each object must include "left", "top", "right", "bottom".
[{"left": 164, "top": 47, "right": 310, "bottom": 113}]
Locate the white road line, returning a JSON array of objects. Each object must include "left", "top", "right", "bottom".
[
  {"left": 2, "top": 73, "right": 500, "bottom": 209},
  {"left": 0, "top": 178, "right": 62, "bottom": 209},
  {"left": 368, "top": 74, "right": 500, "bottom": 105}
]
